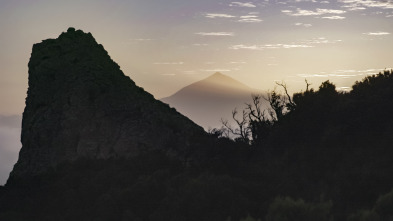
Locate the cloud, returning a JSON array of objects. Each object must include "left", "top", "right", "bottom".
[
  {"left": 297, "top": 68, "right": 392, "bottom": 79},
  {"left": 322, "top": 15, "right": 346, "bottom": 19},
  {"left": 229, "top": 2, "right": 257, "bottom": 7},
  {"left": 230, "top": 44, "right": 314, "bottom": 50},
  {"left": 363, "top": 31, "right": 391, "bottom": 35},
  {"left": 238, "top": 18, "right": 263, "bottom": 22},
  {"left": 282, "top": 8, "right": 346, "bottom": 16},
  {"left": 342, "top": 5, "right": 366, "bottom": 10},
  {"left": 193, "top": 43, "right": 209, "bottom": 46},
  {"left": 229, "top": 37, "right": 341, "bottom": 51},
  {"left": 205, "top": 13, "right": 263, "bottom": 23},
  {"left": 196, "top": 32, "right": 235, "bottom": 36},
  {"left": 303, "top": 37, "right": 342, "bottom": 44},
  {"left": 205, "top": 13, "right": 236, "bottom": 18},
  {"left": 238, "top": 15, "right": 263, "bottom": 23},
  {"left": 161, "top": 74, "right": 176, "bottom": 76},
  {"left": 295, "top": 22, "right": 313, "bottom": 27},
  {"left": 339, "top": 0, "right": 393, "bottom": 9},
  {"left": 337, "top": 87, "right": 351, "bottom": 91},
  {"left": 154, "top": 62, "right": 184, "bottom": 65}
]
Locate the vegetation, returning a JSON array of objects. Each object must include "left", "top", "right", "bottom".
[{"left": 2, "top": 70, "right": 393, "bottom": 221}]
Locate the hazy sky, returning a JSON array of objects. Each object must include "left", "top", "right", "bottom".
[{"left": 1, "top": 0, "right": 393, "bottom": 116}]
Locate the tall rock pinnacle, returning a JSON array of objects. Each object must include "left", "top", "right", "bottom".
[{"left": 9, "top": 28, "right": 204, "bottom": 181}]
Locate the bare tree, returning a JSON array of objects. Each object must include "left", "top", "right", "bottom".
[
  {"left": 305, "top": 79, "right": 311, "bottom": 92},
  {"left": 221, "top": 108, "right": 250, "bottom": 143},
  {"left": 275, "top": 81, "right": 296, "bottom": 111}
]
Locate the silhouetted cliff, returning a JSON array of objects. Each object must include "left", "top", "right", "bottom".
[{"left": 9, "top": 28, "right": 205, "bottom": 182}]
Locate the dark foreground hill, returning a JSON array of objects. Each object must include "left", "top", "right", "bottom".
[
  {"left": 8, "top": 28, "right": 208, "bottom": 182},
  {"left": 1, "top": 28, "right": 393, "bottom": 221}
]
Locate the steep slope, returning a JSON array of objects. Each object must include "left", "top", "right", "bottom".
[
  {"left": 9, "top": 28, "right": 206, "bottom": 182},
  {"left": 161, "top": 72, "right": 264, "bottom": 129}
]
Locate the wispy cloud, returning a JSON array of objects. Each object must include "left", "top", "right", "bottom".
[
  {"left": 238, "top": 18, "right": 263, "bottom": 22},
  {"left": 154, "top": 62, "right": 184, "bottom": 65},
  {"left": 363, "top": 31, "right": 391, "bottom": 36},
  {"left": 229, "top": 37, "right": 341, "bottom": 50},
  {"left": 229, "top": 2, "right": 257, "bottom": 7},
  {"left": 205, "top": 13, "right": 263, "bottom": 23},
  {"left": 337, "top": 87, "right": 351, "bottom": 91},
  {"left": 237, "top": 15, "right": 263, "bottom": 22},
  {"left": 193, "top": 43, "right": 209, "bottom": 46},
  {"left": 205, "top": 13, "right": 236, "bottom": 18},
  {"left": 303, "top": 37, "right": 342, "bottom": 44},
  {"left": 322, "top": 15, "right": 346, "bottom": 19},
  {"left": 341, "top": 4, "right": 366, "bottom": 11},
  {"left": 230, "top": 44, "right": 314, "bottom": 50},
  {"left": 295, "top": 22, "right": 313, "bottom": 27},
  {"left": 282, "top": 8, "right": 346, "bottom": 16},
  {"left": 297, "top": 68, "right": 392, "bottom": 79},
  {"left": 339, "top": 0, "right": 393, "bottom": 10},
  {"left": 196, "top": 32, "right": 235, "bottom": 36}
]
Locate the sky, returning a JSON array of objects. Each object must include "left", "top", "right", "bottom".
[
  {"left": 1, "top": 0, "right": 393, "bottom": 116},
  {"left": 0, "top": 0, "right": 392, "bottom": 184}
]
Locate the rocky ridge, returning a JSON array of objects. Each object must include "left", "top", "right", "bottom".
[{"left": 9, "top": 28, "right": 205, "bottom": 182}]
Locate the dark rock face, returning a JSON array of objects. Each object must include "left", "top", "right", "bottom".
[{"left": 10, "top": 28, "right": 205, "bottom": 181}]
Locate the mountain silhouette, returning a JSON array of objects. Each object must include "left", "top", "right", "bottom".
[
  {"left": 161, "top": 72, "right": 264, "bottom": 129},
  {"left": 8, "top": 28, "right": 206, "bottom": 182}
]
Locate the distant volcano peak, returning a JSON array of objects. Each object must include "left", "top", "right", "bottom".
[
  {"left": 161, "top": 72, "right": 263, "bottom": 129},
  {"left": 196, "top": 72, "right": 252, "bottom": 92},
  {"left": 210, "top": 72, "right": 225, "bottom": 77}
]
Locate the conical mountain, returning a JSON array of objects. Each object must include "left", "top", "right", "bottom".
[
  {"left": 161, "top": 72, "right": 264, "bottom": 129},
  {"left": 9, "top": 28, "right": 206, "bottom": 182},
  {"left": 171, "top": 72, "right": 253, "bottom": 96}
]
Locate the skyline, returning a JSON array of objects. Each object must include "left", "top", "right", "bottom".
[{"left": 1, "top": 0, "right": 393, "bottom": 115}]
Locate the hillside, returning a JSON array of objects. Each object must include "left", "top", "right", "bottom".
[{"left": 161, "top": 72, "right": 264, "bottom": 129}]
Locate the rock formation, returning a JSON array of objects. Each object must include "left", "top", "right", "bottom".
[{"left": 9, "top": 28, "right": 205, "bottom": 181}]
